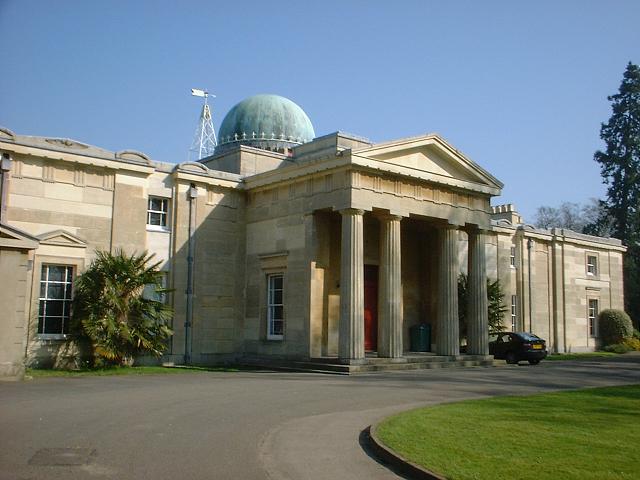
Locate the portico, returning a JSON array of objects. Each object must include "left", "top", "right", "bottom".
[{"left": 303, "top": 134, "right": 503, "bottom": 363}]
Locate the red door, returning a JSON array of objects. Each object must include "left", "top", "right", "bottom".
[{"left": 364, "top": 265, "right": 378, "bottom": 351}]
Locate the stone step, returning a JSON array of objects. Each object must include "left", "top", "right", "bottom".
[{"left": 239, "top": 355, "right": 497, "bottom": 375}]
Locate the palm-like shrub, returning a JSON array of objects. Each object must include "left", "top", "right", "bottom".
[
  {"left": 71, "top": 250, "right": 173, "bottom": 366},
  {"left": 598, "top": 309, "right": 633, "bottom": 346}
]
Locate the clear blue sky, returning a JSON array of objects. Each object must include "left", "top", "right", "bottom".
[{"left": 1, "top": 0, "right": 639, "bottom": 221}]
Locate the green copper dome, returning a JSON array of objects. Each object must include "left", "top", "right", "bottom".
[{"left": 216, "top": 94, "right": 315, "bottom": 154}]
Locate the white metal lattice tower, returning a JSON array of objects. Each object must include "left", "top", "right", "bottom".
[{"left": 189, "top": 88, "right": 217, "bottom": 160}]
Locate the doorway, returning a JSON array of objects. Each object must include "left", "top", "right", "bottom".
[{"left": 364, "top": 265, "right": 378, "bottom": 351}]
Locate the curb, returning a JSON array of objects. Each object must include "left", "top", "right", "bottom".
[{"left": 366, "top": 424, "right": 447, "bottom": 480}]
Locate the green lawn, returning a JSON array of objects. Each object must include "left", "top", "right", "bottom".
[
  {"left": 377, "top": 385, "right": 640, "bottom": 480},
  {"left": 545, "top": 352, "right": 619, "bottom": 361},
  {"left": 26, "top": 365, "right": 240, "bottom": 378}
]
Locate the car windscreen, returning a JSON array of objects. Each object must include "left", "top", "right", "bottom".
[{"left": 518, "top": 333, "right": 541, "bottom": 341}]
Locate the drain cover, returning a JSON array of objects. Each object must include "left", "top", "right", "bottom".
[{"left": 29, "top": 448, "right": 94, "bottom": 466}]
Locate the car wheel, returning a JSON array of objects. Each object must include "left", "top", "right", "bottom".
[
  {"left": 528, "top": 359, "right": 540, "bottom": 365},
  {"left": 506, "top": 352, "right": 517, "bottom": 364}
]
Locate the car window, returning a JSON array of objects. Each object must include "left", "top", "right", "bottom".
[{"left": 519, "top": 333, "right": 541, "bottom": 341}]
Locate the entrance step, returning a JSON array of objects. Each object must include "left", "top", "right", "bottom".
[{"left": 239, "top": 354, "right": 497, "bottom": 375}]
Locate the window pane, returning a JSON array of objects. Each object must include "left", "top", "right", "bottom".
[
  {"left": 272, "top": 305, "right": 283, "bottom": 320},
  {"left": 46, "top": 300, "right": 65, "bottom": 317},
  {"left": 149, "top": 198, "right": 162, "bottom": 211},
  {"left": 272, "top": 275, "right": 283, "bottom": 290},
  {"left": 66, "top": 267, "right": 73, "bottom": 282},
  {"left": 47, "top": 284, "right": 65, "bottom": 300},
  {"left": 48, "top": 266, "right": 66, "bottom": 282},
  {"left": 149, "top": 212, "right": 162, "bottom": 225},
  {"left": 44, "top": 317, "right": 63, "bottom": 334},
  {"left": 40, "top": 282, "right": 46, "bottom": 298},
  {"left": 273, "top": 289, "right": 283, "bottom": 305},
  {"left": 37, "top": 316, "right": 45, "bottom": 334},
  {"left": 272, "top": 320, "right": 284, "bottom": 336}
]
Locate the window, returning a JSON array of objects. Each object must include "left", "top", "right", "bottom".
[
  {"left": 147, "top": 197, "right": 169, "bottom": 229},
  {"left": 38, "top": 265, "right": 73, "bottom": 336},
  {"left": 511, "top": 295, "right": 517, "bottom": 331},
  {"left": 510, "top": 246, "right": 516, "bottom": 268},
  {"left": 587, "top": 255, "right": 598, "bottom": 276},
  {"left": 143, "top": 272, "right": 168, "bottom": 304},
  {"left": 588, "top": 299, "right": 599, "bottom": 337},
  {"left": 267, "top": 273, "right": 284, "bottom": 340}
]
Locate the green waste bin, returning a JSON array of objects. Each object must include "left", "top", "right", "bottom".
[{"left": 410, "top": 323, "right": 431, "bottom": 352}]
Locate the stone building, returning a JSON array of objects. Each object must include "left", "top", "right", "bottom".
[{"left": 0, "top": 94, "right": 626, "bottom": 378}]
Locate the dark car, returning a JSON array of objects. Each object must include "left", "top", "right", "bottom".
[{"left": 489, "top": 332, "right": 548, "bottom": 364}]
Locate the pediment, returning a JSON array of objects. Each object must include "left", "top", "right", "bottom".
[
  {"left": 37, "top": 230, "right": 87, "bottom": 248},
  {"left": 353, "top": 134, "right": 503, "bottom": 194},
  {"left": 0, "top": 223, "right": 39, "bottom": 250},
  {"left": 0, "top": 127, "right": 16, "bottom": 140}
]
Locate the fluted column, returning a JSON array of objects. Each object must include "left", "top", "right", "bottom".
[
  {"left": 378, "top": 214, "right": 403, "bottom": 358},
  {"left": 467, "top": 229, "right": 489, "bottom": 355},
  {"left": 437, "top": 224, "right": 460, "bottom": 356},
  {"left": 339, "top": 209, "right": 365, "bottom": 362}
]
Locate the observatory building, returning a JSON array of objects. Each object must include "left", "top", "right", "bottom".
[{"left": 0, "top": 94, "right": 626, "bottom": 377}]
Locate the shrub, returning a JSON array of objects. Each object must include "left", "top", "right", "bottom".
[
  {"left": 603, "top": 343, "right": 632, "bottom": 354},
  {"left": 622, "top": 337, "right": 640, "bottom": 351},
  {"left": 598, "top": 309, "right": 633, "bottom": 346}
]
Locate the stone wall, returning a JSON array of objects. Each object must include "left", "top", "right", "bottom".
[{"left": 0, "top": 248, "right": 32, "bottom": 378}]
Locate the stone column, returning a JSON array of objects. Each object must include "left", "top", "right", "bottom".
[
  {"left": 339, "top": 209, "right": 365, "bottom": 362},
  {"left": 437, "top": 224, "right": 460, "bottom": 356},
  {"left": 378, "top": 214, "right": 403, "bottom": 358},
  {"left": 467, "top": 229, "right": 489, "bottom": 355}
]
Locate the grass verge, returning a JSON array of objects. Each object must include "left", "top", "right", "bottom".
[
  {"left": 26, "top": 365, "right": 240, "bottom": 378},
  {"left": 377, "top": 385, "right": 640, "bottom": 480},
  {"left": 545, "top": 351, "right": 619, "bottom": 361}
]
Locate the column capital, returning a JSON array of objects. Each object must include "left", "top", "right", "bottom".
[
  {"left": 440, "top": 222, "right": 459, "bottom": 231},
  {"left": 376, "top": 212, "right": 403, "bottom": 222},
  {"left": 339, "top": 208, "right": 365, "bottom": 217},
  {"left": 465, "top": 225, "right": 491, "bottom": 236}
]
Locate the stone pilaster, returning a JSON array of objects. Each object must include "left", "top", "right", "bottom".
[
  {"left": 339, "top": 209, "right": 365, "bottom": 362},
  {"left": 437, "top": 224, "right": 460, "bottom": 356},
  {"left": 378, "top": 214, "right": 403, "bottom": 358},
  {"left": 467, "top": 229, "right": 489, "bottom": 355}
]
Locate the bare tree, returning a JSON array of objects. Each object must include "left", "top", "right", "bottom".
[{"left": 533, "top": 198, "right": 614, "bottom": 236}]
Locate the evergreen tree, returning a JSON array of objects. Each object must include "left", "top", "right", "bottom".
[
  {"left": 594, "top": 62, "right": 640, "bottom": 327},
  {"left": 458, "top": 274, "right": 508, "bottom": 341}
]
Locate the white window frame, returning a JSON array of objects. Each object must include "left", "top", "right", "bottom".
[
  {"left": 510, "top": 246, "right": 516, "bottom": 269},
  {"left": 267, "top": 273, "right": 284, "bottom": 340},
  {"left": 511, "top": 295, "right": 517, "bottom": 331},
  {"left": 147, "top": 196, "right": 170, "bottom": 231},
  {"left": 38, "top": 264, "right": 74, "bottom": 338},
  {"left": 588, "top": 299, "right": 598, "bottom": 337},
  {"left": 586, "top": 254, "right": 598, "bottom": 277}
]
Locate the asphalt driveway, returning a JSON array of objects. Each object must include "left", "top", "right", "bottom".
[{"left": 1, "top": 357, "right": 639, "bottom": 480}]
